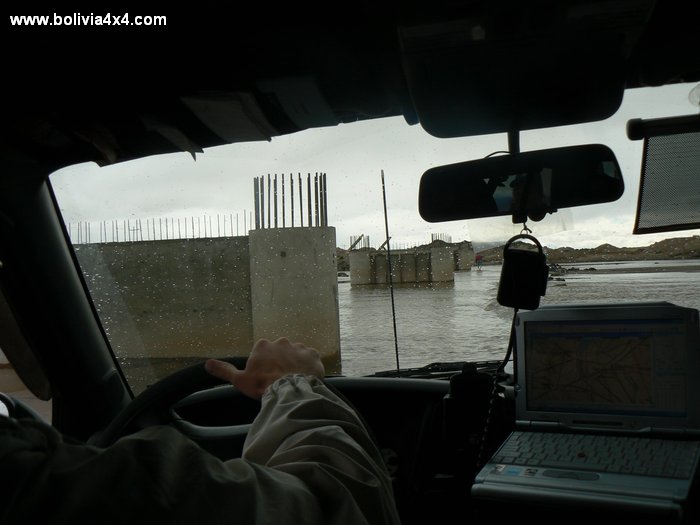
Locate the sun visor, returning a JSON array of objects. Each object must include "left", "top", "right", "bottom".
[
  {"left": 628, "top": 114, "right": 700, "bottom": 234},
  {"left": 399, "top": 1, "right": 654, "bottom": 137},
  {"left": 182, "top": 92, "right": 280, "bottom": 143},
  {"left": 257, "top": 76, "right": 339, "bottom": 130}
]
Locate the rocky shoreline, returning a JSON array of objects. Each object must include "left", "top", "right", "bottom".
[{"left": 560, "top": 263, "right": 700, "bottom": 274}]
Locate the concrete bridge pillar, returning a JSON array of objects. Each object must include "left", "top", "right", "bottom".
[
  {"left": 456, "top": 244, "right": 475, "bottom": 271},
  {"left": 430, "top": 246, "right": 455, "bottom": 282},
  {"left": 374, "top": 253, "right": 388, "bottom": 284},
  {"left": 349, "top": 251, "right": 373, "bottom": 285},
  {"left": 400, "top": 253, "right": 417, "bottom": 282},
  {"left": 249, "top": 227, "right": 341, "bottom": 374},
  {"left": 416, "top": 252, "right": 432, "bottom": 282},
  {"left": 390, "top": 253, "right": 402, "bottom": 284}
]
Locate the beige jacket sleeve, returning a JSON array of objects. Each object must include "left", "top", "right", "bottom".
[{"left": 0, "top": 375, "right": 401, "bottom": 525}]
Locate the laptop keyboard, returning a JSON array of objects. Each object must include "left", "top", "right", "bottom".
[{"left": 492, "top": 431, "right": 700, "bottom": 479}]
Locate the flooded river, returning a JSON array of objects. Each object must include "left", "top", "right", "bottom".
[{"left": 338, "top": 260, "right": 700, "bottom": 376}]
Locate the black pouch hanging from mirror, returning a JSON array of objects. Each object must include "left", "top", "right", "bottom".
[{"left": 497, "top": 234, "right": 549, "bottom": 310}]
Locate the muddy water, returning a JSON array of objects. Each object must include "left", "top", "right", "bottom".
[{"left": 338, "top": 261, "right": 700, "bottom": 376}]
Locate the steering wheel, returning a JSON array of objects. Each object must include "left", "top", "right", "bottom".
[
  {"left": 91, "top": 357, "right": 250, "bottom": 449},
  {"left": 0, "top": 391, "right": 46, "bottom": 421}
]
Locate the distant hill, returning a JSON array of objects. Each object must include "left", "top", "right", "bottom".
[{"left": 476, "top": 235, "right": 700, "bottom": 264}]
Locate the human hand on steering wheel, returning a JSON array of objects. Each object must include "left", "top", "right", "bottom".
[{"left": 205, "top": 338, "right": 325, "bottom": 400}]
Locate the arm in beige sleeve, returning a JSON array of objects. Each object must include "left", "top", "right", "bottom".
[
  {"left": 0, "top": 375, "right": 400, "bottom": 525},
  {"left": 241, "top": 374, "right": 400, "bottom": 525}
]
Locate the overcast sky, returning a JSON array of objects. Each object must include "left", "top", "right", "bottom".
[{"left": 52, "top": 82, "right": 699, "bottom": 250}]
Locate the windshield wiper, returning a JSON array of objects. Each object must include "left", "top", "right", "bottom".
[{"left": 369, "top": 360, "right": 502, "bottom": 379}]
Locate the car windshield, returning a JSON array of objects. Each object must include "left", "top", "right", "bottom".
[{"left": 49, "top": 82, "right": 700, "bottom": 395}]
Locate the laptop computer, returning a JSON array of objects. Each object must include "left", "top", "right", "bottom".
[{"left": 471, "top": 302, "right": 700, "bottom": 521}]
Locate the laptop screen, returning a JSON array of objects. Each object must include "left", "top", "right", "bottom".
[{"left": 515, "top": 303, "right": 700, "bottom": 433}]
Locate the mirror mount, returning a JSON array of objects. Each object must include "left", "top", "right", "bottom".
[{"left": 507, "top": 129, "right": 520, "bottom": 155}]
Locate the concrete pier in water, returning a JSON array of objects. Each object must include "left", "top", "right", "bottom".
[{"left": 349, "top": 242, "right": 474, "bottom": 285}]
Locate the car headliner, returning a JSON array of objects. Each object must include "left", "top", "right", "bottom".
[{"left": 4, "top": 2, "right": 700, "bottom": 169}]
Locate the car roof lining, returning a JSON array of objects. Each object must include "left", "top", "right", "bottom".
[{"left": 5, "top": 2, "right": 700, "bottom": 172}]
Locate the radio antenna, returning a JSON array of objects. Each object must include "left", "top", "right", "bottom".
[{"left": 381, "top": 170, "right": 401, "bottom": 376}]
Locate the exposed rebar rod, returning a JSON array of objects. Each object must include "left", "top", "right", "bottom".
[
  {"left": 254, "top": 177, "right": 260, "bottom": 229},
  {"left": 289, "top": 173, "right": 294, "bottom": 228},
  {"left": 267, "top": 173, "right": 271, "bottom": 229},
  {"left": 299, "top": 173, "right": 304, "bottom": 227},
  {"left": 274, "top": 174, "right": 278, "bottom": 228},
  {"left": 307, "top": 173, "right": 312, "bottom": 227},
  {"left": 291, "top": 173, "right": 295, "bottom": 227},
  {"left": 260, "top": 177, "right": 265, "bottom": 229},
  {"left": 314, "top": 172, "right": 319, "bottom": 227},
  {"left": 322, "top": 173, "right": 328, "bottom": 226}
]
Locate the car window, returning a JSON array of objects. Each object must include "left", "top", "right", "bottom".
[{"left": 49, "top": 83, "right": 700, "bottom": 394}]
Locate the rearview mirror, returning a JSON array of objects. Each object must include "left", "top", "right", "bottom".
[{"left": 419, "top": 144, "right": 624, "bottom": 223}]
